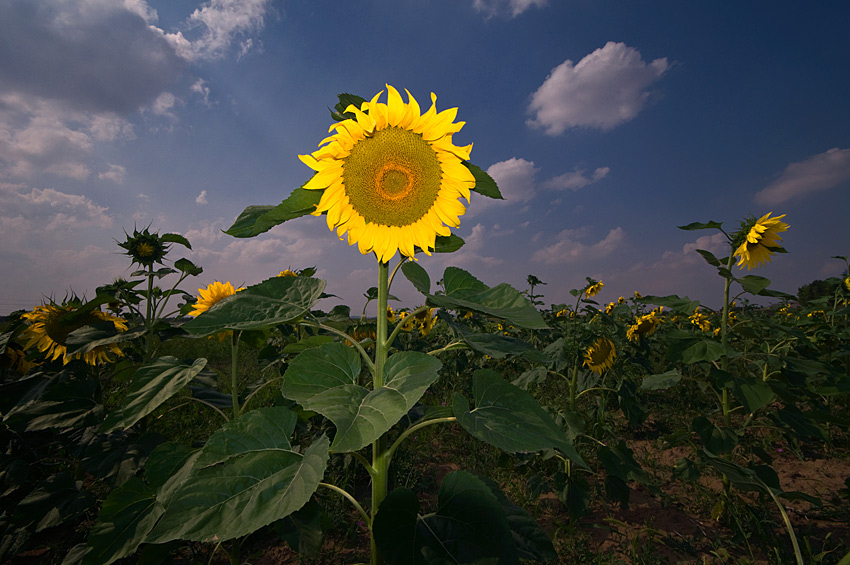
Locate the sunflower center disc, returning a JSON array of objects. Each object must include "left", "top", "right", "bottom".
[{"left": 342, "top": 126, "right": 442, "bottom": 227}]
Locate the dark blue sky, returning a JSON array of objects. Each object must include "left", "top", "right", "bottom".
[{"left": 1, "top": 0, "right": 848, "bottom": 314}]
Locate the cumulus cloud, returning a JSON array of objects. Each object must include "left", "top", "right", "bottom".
[
  {"left": 481, "top": 158, "right": 610, "bottom": 210},
  {"left": 754, "top": 147, "right": 850, "bottom": 205},
  {"left": 473, "top": 0, "right": 547, "bottom": 18},
  {"left": 542, "top": 167, "right": 610, "bottom": 191},
  {"left": 162, "top": 0, "right": 272, "bottom": 61},
  {"left": 195, "top": 190, "right": 209, "bottom": 205},
  {"left": 486, "top": 158, "right": 539, "bottom": 203},
  {"left": 527, "top": 42, "right": 669, "bottom": 135},
  {"left": 0, "top": 0, "right": 184, "bottom": 114},
  {"left": 0, "top": 182, "right": 113, "bottom": 234},
  {"left": 98, "top": 164, "right": 127, "bottom": 184},
  {"left": 531, "top": 226, "right": 625, "bottom": 264}
]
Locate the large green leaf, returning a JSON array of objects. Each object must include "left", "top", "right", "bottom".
[
  {"left": 224, "top": 187, "right": 321, "bottom": 238},
  {"left": 181, "top": 276, "right": 326, "bottom": 337},
  {"left": 100, "top": 357, "right": 208, "bottom": 433},
  {"left": 677, "top": 220, "right": 723, "bottom": 231},
  {"left": 148, "top": 408, "right": 329, "bottom": 543},
  {"left": 465, "top": 162, "right": 504, "bottom": 200},
  {"left": 401, "top": 262, "right": 430, "bottom": 295},
  {"left": 427, "top": 267, "right": 547, "bottom": 329},
  {"left": 3, "top": 366, "right": 103, "bottom": 432},
  {"left": 282, "top": 343, "right": 442, "bottom": 452},
  {"left": 374, "top": 471, "right": 517, "bottom": 565},
  {"left": 453, "top": 370, "right": 585, "bottom": 466},
  {"left": 65, "top": 325, "right": 146, "bottom": 357},
  {"left": 639, "top": 369, "right": 682, "bottom": 391},
  {"left": 82, "top": 477, "right": 162, "bottom": 565},
  {"left": 439, "top": 311, "right": 534, "bottom": 359}
]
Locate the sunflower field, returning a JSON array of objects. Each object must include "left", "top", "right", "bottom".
[{"left": 2, "top": 89, "right": 850, "bottom": 565}]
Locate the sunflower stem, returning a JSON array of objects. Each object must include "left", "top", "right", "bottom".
[
  {"left": 231, "top": 331, "right": 241, "bottom": 419},
  {"left": 144, "top": 264, "right": 155, "bottom": 360},
  {"left": 370, "top": 260, "right": 390, "bottom": 565},
  {"left": 720, "top": 253, "right": 734, "bottom": 428}
]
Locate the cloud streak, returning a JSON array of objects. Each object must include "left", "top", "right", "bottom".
[{"left": 755, "top": 147, "right": 850, "bottom": 205}]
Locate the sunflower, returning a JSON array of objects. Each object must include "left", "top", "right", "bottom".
[
  {"left": 386, "top": 306, "right": 398, "bottom": 323},
  {"left": 21, "top": 302, "right": 127, "bottom": 365},
  {"left": 188, "top": 281, "right": 245, "bottom": 317},
  {"left": 278, "top": 269, "right": 298, "bottom": 277},
  {"left": 689, "top": 307, "right": 711, "bottom": 332},
  {"left": 585, "top": 281, "right": 604, "bottom": 298},
  {"left": 733, "top": 212, "right": 789, "bottom": 270},
  {"left": 845, "top": 276, "right": 850, "bottom": 292},
  {"left": 299, "top": 85, "right": 476, "bottom": 263},
  {"left": 583, "top": 338, "right": 616, "bottom": 374},
  {"left": 118, "top": 227, "right": 169, "bottom": 267},
  {"left": 626, "top": 311, "right": 659, "bottom": 342}
]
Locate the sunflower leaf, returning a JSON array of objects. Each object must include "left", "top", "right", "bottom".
[
  {"left": 181, "top": 276, "right": 326, "bottom": 337},
  {"left": 332, "top": 93, "right": 367, "bottom": 121},
  {"left": 281, "top": 343, "right": 442, "bottom": 452},
  {"left": 453, "top": 369, "right": 585, "bottom": 466},
  {"left": 148, "top": 411, "right": 329, "bottom": 543},
  {"left": 65, "top": 324, "right": 146, "bottom": 357},
  {"left": 161, "top": 233, "right": 191, "bottom": 249},
  {"left": 99, "top": 357, "right": 208, "bottom": 433},
  {"left": 433, "top": 234, "right": 464, "bottom": 253},
  {"left": 173, "top": 258, "right": 203, "bottom": 276},
  {"left": 678, "top": 221, "right": 723, "bottom": 231},
  {"left": 465, "top": 162, "right": 503, "bottom": 199},
  {"left": 224, "top": 187, "right": 321, "bottom": 238},
  {"left": 427, "top": 267, "right": 547, "bottom": 329},
  {"left": 401, "top": 262, "right": 430, "bottom": 295}
]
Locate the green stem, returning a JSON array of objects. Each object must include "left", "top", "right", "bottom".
[
  {"left": 371, "top": 260, "right": 390, "bottom": 565},
  {"left": 569, "top": 364, "right": 578, "bottom": 413},
  {"left": 721, "top": 254, "right": 734, "bottom": 428},
  {"left": 145, "top": 266, "right": 155, "bottom": 359},
  {"left": 386, "top": 417, "right": 457, "bottom": 467},
  {"left": 231, "top": 331, "right": 241, "bottom": 419},
  {"left": 319, "top": 482, "right": 372, "bottom": 526},
  {"left": 299, "top": 320, "right": 375, "bottom": 375}
]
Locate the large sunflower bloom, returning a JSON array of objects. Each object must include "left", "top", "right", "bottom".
[
  {"left": 626, "top": 311, "right": 659, "bottom": 342},
  {"left": 21, "top": 303, "right": 127, "bottom": 365},
  {"left": 299, "top": 85, "right": 476, "bottom": 263},
  {"left": 189, "top": 281, "right": 244, "bottom": 317},
  {"left": 734, "top": 212, "right": 789, "bottom": 270},
  {"left": 583, "top": 338, "right": 616, "bottom": 374},
  {"left": 585, "top": 281, "right": 604, "bottom": 298}
]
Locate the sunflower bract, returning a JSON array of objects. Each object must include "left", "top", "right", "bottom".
[{"left": 299, "top": 85, "right": 476, "bottom": 263}]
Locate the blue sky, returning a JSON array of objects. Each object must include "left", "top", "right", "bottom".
[{"left": 1, "top": 0, "right": 849, "bottom": 315}]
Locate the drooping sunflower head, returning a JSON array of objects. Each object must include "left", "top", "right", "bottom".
[
  {"left": 733, "top": 212, "right": 789, "bottom": 270},
  {"left": 585, "top": 280, "right": 604, "bottom": 298},
  {"left": 21, "top": 300, "right": 128, "bottom": 365},
  {"left": 583, "top": 337, "right": 616, "bottom": 374},
  {"left": 118, "top": 227, "right": 169, "bottom": 267},
  {"left": 188, "top": 281, "right": 244, "bottom": 317},
  {"left": 626, "top": 311, "right": 659, "bottom": 342},
  {"left": 299, "top": 85, "right": 476, "bottom": 263}
]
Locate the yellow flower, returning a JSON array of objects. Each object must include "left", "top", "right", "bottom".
[
  {"left": 555, "top": 308, "right": 569, "bottom": 318},
  {"left": 617, "top": 296, "right": 625, "bottom": 304},
  {"left": 189, "top": 281, "right": 245, "bottom": 317},
  {"left": 418, "top": 308, "right": 439, "bottom": 335},
  {"left": 845, "top": 277, "right": 850, "bottom": 292},
  {"left": 278, "top": 269, "right": 297, "bottom": 277},
  {"left": 397, "top": 311, "right": 416, "bottom": 331},
  {"left": 585, "top": 281, "right": 604, "bottom": 298},
  {"left": 462, "top": 310, "right": 474, "bottom": 320},
  {"left": 299, "top": 85, "right": 476, "bottom": 263},
  {"left": 387, "top": 306, "right": 397, "bottom": 323},
  {"left": 634, "top": 291, "right": 643, "bottom": 299},
  {"left": 605, "top": 302, "right": 616, "bottom": 314},
  {"left": 734, "top": 212, "right": 789, "bottom": 270},
  {"left": 626, "top": 311, "right": 659, "bottom": 342},
  {"left": 583, "top": 338, "right": 616, "bottom": 374},
  {"left": 689, "top": 307, "right": 711, "bottom": 332},
  {"left": 21, "top": 302, "right": 127, "bottom": 365}
]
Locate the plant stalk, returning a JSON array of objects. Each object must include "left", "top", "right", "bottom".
[{"left": 370, "top": 260, "right": 390, "bottom": 565}]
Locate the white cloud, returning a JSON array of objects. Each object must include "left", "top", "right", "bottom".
[
  {"left": 473, "top": 0, "right": 547, "bottom": 18},
  {"left": 542, "top": 167, "right": 610, "bottom": 191},
  {"left": 98, "top": 164, "right": 126, "bottom": 184},
  {"left": 754, "top": 147, "right": 850, "bottom": 205},
  {"left": 191, "top": 78, "right": 212, "bottom": 106},
  {"left": 151, "top": 92, "right": 178, "bottom": 118},
  {"left": 162, "top": 0, "right": 272, "bottom": 61},
  {"left": 527, "top": 42, "right": 669, "bottom": 135},
  {"left": 0, "top": 183, "right": 113, "bottom": 235},
  {"left": 486, "top": 158, "right": 539, "bottom": 203},
  {"left": 531, "top": 226, "right": 625, "bottom": 264},
  {"left": 195, "top": 190, "right": 209, "bottom": 205}
]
